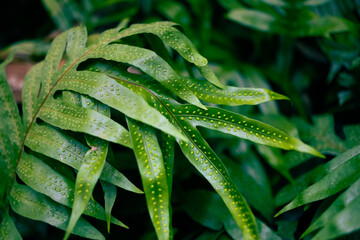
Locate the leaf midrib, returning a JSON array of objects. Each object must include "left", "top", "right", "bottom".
[{"left": 111, "top": 76, "right": 231, "bottom": 188}]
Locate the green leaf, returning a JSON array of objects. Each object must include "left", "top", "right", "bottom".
[
  {"left": 275, "top": 145, "right": 360, "bottom": 217},
  {"left": 160, "top": 133, "right": 175, "bottom": 197},
  {"left": 38, "top": 98, "right": 132, "bottom": 148},
  {"left": 39, "top": 30, "right": 69, "bottom": 102},
  {"left": 127, "top": 118, "right": 173, "bottom": 240},
  {"left": 224, "top": 218, "right": 281, "bottom": 240},
  {"left": 183, "top": 189, "right": 279, "bottom": 239},
  {"left": 17, "top": 152, "right": 125, "bottom": 227},
  {"left": 0, "top": 53, "right": 23, "bottom": 212},
  {"left": 86, "top": 43, "right": 206, "bottom": 109},
  {"left": 313, "top": 196, "right": 360, "bottom": 240},
  {"left": 66, "top": 25, "right": 87, "bottom": 61},
  {"left": 173, "top": 104, "right": 323, "bottom": 157},
  {"left": 256, "top": 145, "right": 293, "bottom": 182},
  {"left": 0, "top": 213, "right": 22, "bottom": 240},
  {"left": 119, "top": 21, "right": 208, "bottom": 67},
  {"left": 302, "top": 178, "right": 360, "bottom": 237},
  {"left": 227, "top": 8, "right": 356, "bottom": 37},
  {"left": 184, "top": 77, "right": 289, "bottom": 106},
  {"left": 177, "top": 123, "right": 259, "bottom": 240},
  {"left": 9, "top": 182, "right": 105, "bottom": 240},
  {"left": 54, "top": 70, "right": 186, "bottom": 141},
  {"left": 223, "top": 156, "right": 274, "bottom": 221},
  {"left": 21, "top": 62, "right": 43, "bottom": 129},
  {"left": 65, "top": 99, "right": 114, "bottom": 240},
  {"left": 101, "top": 61, "right": 319, "bottom": 239},
  {"left": 101, "top": 181, "right": 117, "bottom": 233},
  {"left": 197, "top": 65, "right": 224, "bottom": 89},
  {"left": 25, "top": 123, "right": 142, "bottom": 193},
  {"left": 292, "top": 115, "right": 348, "bottom": 155}
]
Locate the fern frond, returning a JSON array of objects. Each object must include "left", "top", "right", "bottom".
[{"left": 0, "top": 21, "right": 325, "bottom": 240}]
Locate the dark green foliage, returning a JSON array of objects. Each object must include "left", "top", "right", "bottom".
[{"left": 1, "top": 0, "right": 360, "bottom": 239}]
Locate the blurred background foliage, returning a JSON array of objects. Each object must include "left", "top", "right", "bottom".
[{"left": 1, "top": 0, "right": 360, "bottom": 239}]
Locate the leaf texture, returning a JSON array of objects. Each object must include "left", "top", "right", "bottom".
[
  {"left": 9, "top": 182, "right": 105, "bottom": 240},
  {"left": 17, "top": 152, "right": 125, "bottom": 226},
  {"left": 38, "top": 98, "right": 132, "bottom": 147},
  {"left": 184, "top": 77, "right": 289, "bottom": 106},
  {"left": 54, "top": 70, "right": 186, "bottom": 141},
  {"left": 128, "top": 118, "right": 173, "bottom": 240},
  {"left": 21, "top": 62, "right": 43, "bottom": 128},
  {"left": 65, "top": 98, "right": 116, "bottom": 240},
  {"left": 25, "top": 123, "right": 141, "bottom": 193},
  {"left": 86, "top": 43, "right": 206, "bottom": 109},
  {"left": 177, "top": 123, "right": 259, "bottom": 240},
  {"left": 0, "top": 53, "right": 23, "bottom": 212},
  {"left": 88, "top": 59, "right": 323, "bottom": 240},
  {"left": 173, "top": 104, "right": 323, "bottom": 157},
  {"left": 119, "top": 21, "right": 208, "bottom": 67}
]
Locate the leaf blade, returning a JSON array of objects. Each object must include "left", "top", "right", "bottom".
[
  {"left": 17, "top": 152, "right": 125, "bottom": 227},
  {"left": 275, "top": 145, "right": 360, "bottom": 217},
  {"left": 25, "top": 123, "right": 142, "bottom": 193},
  {"left": 9, "top": 182, "right": 105, "bottom": 240},
  {"left": 0, "top": 53, "right": 23, "bottom": 212},
  {"left": 87, "top": 43, "right": 206, "bottom": 109},
  {"left": 0, "top": 213, "right": 22, "bottom": 240},
  {"left": 55, "top": 70, "right": 186, "bottom": 141},
  {"left": 127, "top": 118, "right": 173, "bottom": 240},
  {"left": 177, "top": 123, "right": 259, "bottom": 240},
  {"left": 174, "top": 104, "right": 323, "bottom": 157},
  {"left": 38, "top": 98, "right": 132, "bottom": 148},
  {"left": 184, "top": 77, "right": 289, "bottom": 106}
]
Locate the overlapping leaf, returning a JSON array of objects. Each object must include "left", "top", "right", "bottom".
[
  {"left": 1, "top": 20, "right": 326, "bottom": 240},
  {"left": 311, "top": 196, "right": 360, "bottom": 240},
  {"left": 302, "top": 178, "right": 360, "bottom": 238},
  {"left": 127, "top": 118, "right": 173, "bottom": 240},
  {"left": 119, "top": 21, "right": 208, "bottom": 67},
  {"left": 83, "top": 58, "right": 324, "bottom": 240},
  {"left": 9, "top": 182, "right": 105, "bottom": 240},
  {"left": 65, "top": 97, "right": 122, "bottom": 239},
  {"left": 183, "top": 77, "right": 289, "bottom": 106},
  {"left": 17, "top": 152, "right": 125, "bottom": 226},
  {"left": 25, "top": 123, "right": 141, "bottom": 193},
  {"left": 275, "top": 145, "right": 360, "bottom": 217},
  {"left": 54, "top": 70, "right": 186, "bottom": 141}
]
